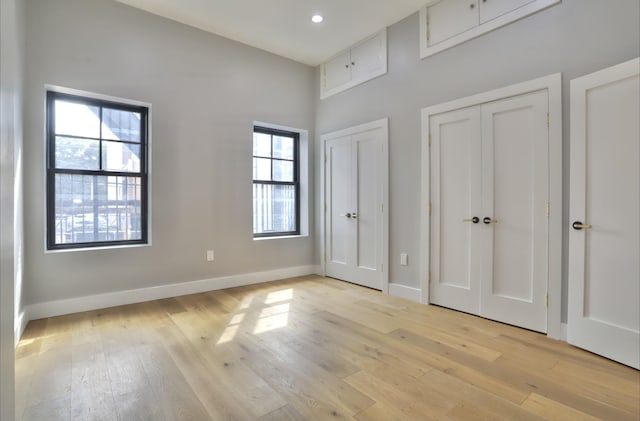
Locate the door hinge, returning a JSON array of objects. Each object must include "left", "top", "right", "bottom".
[
  {"left": 324, "top": 154, "right": 327, "bottom": 163},
  {"left": 325, "top": 203, "right": 327, "bottom": 213},
  {"left": 546, "top": 202, "right": 550, "bottom": 218},
  {"left": 324, "top": 253, "right": 327, "bottom": 262},
  {"left": 546, "top": 113, "right": 550, "bottom": 128},
  {"left": 428, "top": 134, "right": 432, "bottom": 146},
  {"left": 381, "top": 263, "right": 384, "bottom": 272},
  {"left": 428, "top": 272, "right": 432, "bottom": 284},
  {"left": 545, "top": 293, "right": 549, "bottom": 307},
  {"left": 428, "top": 203, "right": 432, "bottom": 215}
]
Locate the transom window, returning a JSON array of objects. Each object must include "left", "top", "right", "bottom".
[
  {"left": 253, "top": 126, "right": 299, "bottom": 237},
  {"left": 46, "top": 91, "right": 149, "bottom": 250}
]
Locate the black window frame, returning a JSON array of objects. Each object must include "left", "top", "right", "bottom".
[
  {"left": 46, "top": 91, "right": 149, "bottom": 250},
  {"left": 252, "top": 126, "right": 300, "bottom": 238}
]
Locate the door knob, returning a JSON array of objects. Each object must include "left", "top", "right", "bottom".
[
  {"left": 351, "top": 213, "right": 357, "bottom": 219},
  {"left": 463, "top": 217, "right": 480, "bottom": 224},
  {"left": 572, "top": 221, "right": 592, "bottom": 230},
  {"left": 339, "top": 213, "right": 352, "bottom": 218},
  {"left": 483, "top": 217, "right": 498, "bottom": 224}
]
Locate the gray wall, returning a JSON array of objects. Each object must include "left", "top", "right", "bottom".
[
  {"left": 314, "top": 0, "right": 640, "bottom": 321},
  {"left": 23, "top": 0, "right": 316, "bottom": 305},
  {"left": 1, "top": 0, "right": 25, "bottom": 417}
]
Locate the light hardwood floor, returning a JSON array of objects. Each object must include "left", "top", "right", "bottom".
[{"left": 15, "top": 276, "right": 640, "bottom": 421}]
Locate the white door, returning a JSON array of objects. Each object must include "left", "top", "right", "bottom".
[
  {"left": 430, "top": 90, "right": 549, "bottom": 333},
  {"left": 350, "top": 31, "right": 385, "bottom": 82},
  {"left": 568, "top": 58, "right": 640, "bottom": 369},
  {"left": 430, "top": 106, "right": 483, "bottom": 314},
  {"left": 479, "top": 0, "right": 535, "bottom": 23},
  {"left": 480, "top": 90, "right": 549, "bottom": 333},
  {"left": 323, "top": 51, "right": 351, "bottom": 93},
  {"left": 325, "top": 125, "right": 386, "bottom": 290},
  {"left": 427, "top": 0, "right": 479, "bottom": 47}
]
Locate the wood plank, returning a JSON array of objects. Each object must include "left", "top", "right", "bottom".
[{"left": 15, "top": 276, "right": 640, "bottom": 421}]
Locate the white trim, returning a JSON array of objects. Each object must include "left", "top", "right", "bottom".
[
  {"left": 21, "top": 265, "right": 316, "bottom": 323},
  {"left": 388, "top": 283, "right": 422, "bottom": 303},
  {"left": 419, "top": 0, "right": 560, "bottom": 59},
  {"left": 420, "top": 73, "right": 563, "bottom": 338},
  {"left": 320, "top": 29, "right": 387, "bottom": 100},
  {"left": 561, "top": 322, "right": 567, "bottom": 341},
  {"left": 320, "top": 118, "right": 389, "bottom": 294}
]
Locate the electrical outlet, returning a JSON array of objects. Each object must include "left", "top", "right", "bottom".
[
  {"left": 400, "top": 253, "right": 408, "bottom": 266},
  {"left": 207, "top": 250, "right": 214, "bottom": 261}
]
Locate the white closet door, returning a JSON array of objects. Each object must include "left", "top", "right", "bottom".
[
  {"left": 325, "top": 125, "right": 385, "bottom": 290},
  {"left": 479, "top": 0, "right": 535, "bottom": 23},
  {"left": 427, "top": 0, "right": 479, "bottom": 46},
  {"left": 430, "top": 106, "right": 483, "bottom": 314},
  {"left": 350, "top": 31, "right": 385, "bottom": 82},
  {"left": 352, "top": 129, "right": 384, "bottom": 289},
  {"left": 323, "top": 51, "right": 351, "bottom": 93},
  {"left": 568, "top": 58, "right": 640, "bottom": 369},
  {"left": 325, "top": 136, "right": 354, "bottom": 282},
  {"left": 480, "top": 89, "right": 549, "bottom": 333}
]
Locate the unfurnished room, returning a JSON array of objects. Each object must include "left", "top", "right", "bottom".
[{"left": 0, "top": 0, "right": 639, "bottom": 420}]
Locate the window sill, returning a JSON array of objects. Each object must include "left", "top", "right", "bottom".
[
  {"left": 253, "top": 234, "right": 308, "bottom": 241},
  {"left": 45, "top": 242, "right": 151, "bottom": 254}
]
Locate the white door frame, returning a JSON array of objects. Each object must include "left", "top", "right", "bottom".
[
  {"left": 320, "top": 118, "right": 389, "bottom": 293},
  {"left": 420, "top": 74, "right": 563, "bottom": 338}
]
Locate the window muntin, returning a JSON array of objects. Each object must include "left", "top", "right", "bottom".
[
  {"left": 253, "top": 127, "right": 299, "bottom": 237},
  {"left": 46, "top": 91, "right": 148, "bottom": 250}
]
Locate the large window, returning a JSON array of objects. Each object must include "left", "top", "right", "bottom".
[
  {"left": 253, "top": 126, "right": 299, "bottom": 237},
  {"left": 46, "top": 91, "right": 149, "bottom": 250}
]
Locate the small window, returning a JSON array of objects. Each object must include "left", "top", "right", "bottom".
[
  {"left": 253, "top": 126, "right": 299, "bottom": 237},
  {"left": 46, "top": 91, "right": 149, "bottom": 250}
]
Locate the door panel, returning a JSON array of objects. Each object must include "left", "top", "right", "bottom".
[
  {"left": 351, "top": 32, "right": 385, "bottom": 82},
  {"left": 480, "top": 89, "right": 548, "bottom": 333},
  {"left": 353, "top": 130, "right": 383, "bottom": 289},
  {"left": 325, "top": 136, "right": 353, "bottom": 281},
  {"left": 324, "top": 52, "right": 351, "bottom": 92},
  {"left": 430, "top": 106, "right": 482, "bottom": 314},
  {"left": 568, "top": 58, "right": 640, "bottom": 369},
  {"left": 427, "top": 0, "right": 479, "bottom": 46},
  {"left": 479, "top": 0, "right": 535, "bottom": 23}
]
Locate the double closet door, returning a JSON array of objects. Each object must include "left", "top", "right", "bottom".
[
  {"left": 324, "top": 122, "right": 386, "bottom": 291},
  {"left": 430, "top": 89, "right": 549, "bottom": 333}
]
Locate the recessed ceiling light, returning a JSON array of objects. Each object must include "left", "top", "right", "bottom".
[{"left": 311, "top": 15, "right": 324, "bottom": 23}]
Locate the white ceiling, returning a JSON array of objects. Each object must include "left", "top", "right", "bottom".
[{"left": 114, "top": 0, "right": 427, "bottom": 66}]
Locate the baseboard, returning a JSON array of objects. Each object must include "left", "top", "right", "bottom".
[
  {"left": 561, "top": 322, "right": 567, "bottom": 341},
  {"left": 388, "top": 283, "right": 422, "bottom": 303},
  {"left": 23, "top": 265, "right": 317, "bottom": 325}
]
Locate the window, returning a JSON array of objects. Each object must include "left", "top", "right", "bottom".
[
  {"left": 46, "top": 91, "right": 149, "bottom": 250},
  {"left": 253, "top": 126, "right": 299, "bottom": 237}
]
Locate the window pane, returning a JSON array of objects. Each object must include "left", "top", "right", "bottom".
[
  {"left": 253, "top": 158, "right": 271, "bottom": 181},
  {"left": 55, "top": 136, "right": 99, "bottom": 170},
  {"left": 253, "top": 183, "right": 297, "bottom": 234},
  {"left": 53, "top": 174, "right": 142, "bottom": 244},
  {"left": 102, "top": 108, "right": 141, "bottom": 142},
  {"left": 273, "top": 136, "right": 294, "bottom": 160},
  {"left": 54, "top": 100, "right": 100, "bottom": 138},
  {"left": 102, "top": 141, "right": 141, "bottom": 172},
  {"left": 273, "top": 159, "right": 293, "bottom": 182},
  {"left": 253, "top": 132, "right": 271, "bottom": 157}
]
